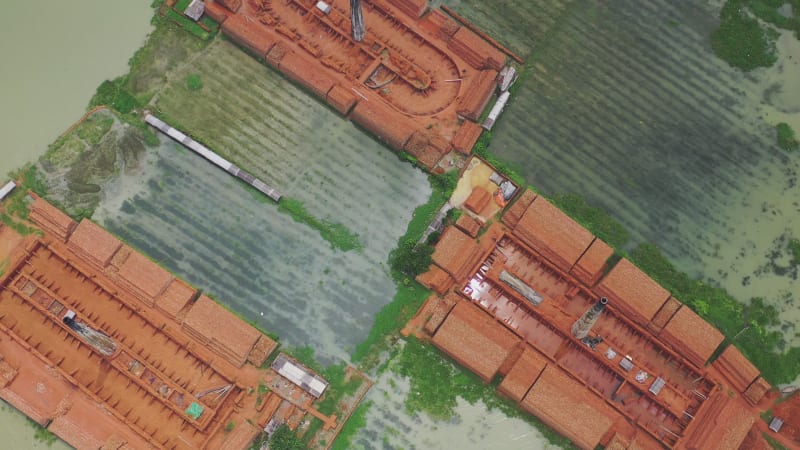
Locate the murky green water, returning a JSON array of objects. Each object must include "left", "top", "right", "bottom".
[
  {"left": 0, "top": 1, "right": 152, "bottom": 447},
  {"left": 0, "top": 1, "right": 152, "bottom": 178}
]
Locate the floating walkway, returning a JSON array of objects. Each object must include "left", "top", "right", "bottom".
[{"left": 144, "top": 113, "right": 281, "bottom": 202}]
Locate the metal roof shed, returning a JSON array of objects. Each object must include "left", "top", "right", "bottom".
[
  {"left": 271, "top": 354, "right": 328, "bottom": 398},
  {"left": 184, "top": 0, "right": 205, "bottom": 21}
]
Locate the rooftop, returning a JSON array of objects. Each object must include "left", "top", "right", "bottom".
[
  {"left": 596, "top": 258, "right": 670, "bottom": 327},
  {"left": 115, "top": 248, "right": 173, "bottom": 301},
  {"left": 183, "top": 295, "right": 269, "bottom": 367},
  {"left": 432, "top": 227, "right": 482, "bottom": 281},
  {"left": 67, "top": 219, "right": 123, "bottom": 268},
  {"left": 659, "top": 305, "right": 725, "bottom": 367},
  {"left": 521, "top": 366, "right": 616, "bottom": 450},
  {"left": 513, "top": 196, "right": 595, "bottom": 272},
  {"left": 497, "top": 345, "right": 547, "bottom": 402},
  {"left": 569, "top": 238, "right": 613, "bottom": 286},
  {"left": 432, "top": 301, "right": 519, "bottom": 382},
  {"left": 712, "top": 345, "right": 760, "bottom": 393}
]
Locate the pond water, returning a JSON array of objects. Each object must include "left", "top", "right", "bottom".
[{"left": 0, "top": 0, "right": 152, "bottom": 178}]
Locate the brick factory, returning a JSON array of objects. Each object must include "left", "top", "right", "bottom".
[
  {"left": 408, "top": 181, "right": 789, "bottom": 450},
  {"left": 0, "top": 194, "right": 338, "bottom": 449}
]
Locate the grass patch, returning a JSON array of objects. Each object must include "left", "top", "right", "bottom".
[
  {"left": 278, "top": 197, "right": 363, "bottom": 252},
  {"left": 330, "top": 400, "right": 371, "bottom": 450},
  {"left": 75, "top": 113, "right": 115, "bottom": 146},
  {"left": 26, "top": 419, "right": 58, "bottom": 446},
  {"left": 776, "top": 122, "right": 799, "bottom": 151},
  {"left": 630, "top": 242, "right": 800, "bottom": 384},
  {"left": 391, "top": 337, "right": 577, "bottom": 448},
  {"left": 764, "top": 432, "right": 789, "bottom": 450},
  {"left": 91, "top": 78, "right": 141, "bottom": 114},
  {"left": 711, "top": 0, "right": 778, "bottom": 71},
  {"left": 472, "top": 130, "right": 526, "bottom": 188},
  {"left": 550, "top": 192, "right": 630, "bottom": 248}
]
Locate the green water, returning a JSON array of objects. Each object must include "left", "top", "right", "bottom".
[{"left": 0, "top": 1, "right": 152, "bottom": 178}]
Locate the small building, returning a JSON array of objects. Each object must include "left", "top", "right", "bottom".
[
  {"left": 431, "top": 301, "right": 519, "bottom": 382},
  {"left": 184, "top": 0, "right": 205, "bottom": 21},
  {"left": 271, "top": 354, "right": 328, "bottom": 398},
  {"left": 769, "top": 417, "right": 784, "bottom": 432}
]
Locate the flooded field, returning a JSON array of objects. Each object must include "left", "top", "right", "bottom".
[{"left": 450, "top": 0, "right": 800, "bottom": 342}]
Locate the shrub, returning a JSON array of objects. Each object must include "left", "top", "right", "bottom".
[{"left": 186, "top": 73, "right": 203, "bottom": 91}]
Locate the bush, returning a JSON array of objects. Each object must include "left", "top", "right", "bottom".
[
  {"left": 269, "top": 425, "right": 305, "bottom": 450},
  {"left": 186, "top": 73, "right": 203, "bottom": 91},
  {"left": 391, "top": 239, "right": 434, "bottom": 277},
  {"left": 91, "top": 78, "right": 141, "bottom": 114},
  {"left": 711, "top": 0, "right": 778, "bottom": 71},
  {"left": 776, "top": 123, "right": 799, "bottom": 151}
]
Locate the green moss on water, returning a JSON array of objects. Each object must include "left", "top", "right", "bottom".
[
  {"left": 776, "top": 123, "right": 799, "bottom": 151},
  {"left": 711, "top": 0, "right": 779, "bottom": 71},
  {"left": 277, "top": 197, "right": 363, "bottom": 252},
  {"left": 790, "top": 238, "right": 800, "bottom": 265}
]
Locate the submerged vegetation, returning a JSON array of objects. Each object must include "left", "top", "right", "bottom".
[
  {"left": 776, "top": 123, "right": 799, "bottom": 151},
  {"left": 711, "top": 0, "right": 800, "bottom": 70},
  {"left": 789, "top": 238, "right": 800, "bottom": 265},
  {"left": 711, "top": 0, "right": 777, "bottom": 70},
  {"left": 278, "top": 197, "right": 363, "bottom": 252},
  {"left": 551, "top": 193, "right": 630, "bottom": 248}
]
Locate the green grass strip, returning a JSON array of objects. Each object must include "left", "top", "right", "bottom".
[{"left": 277, "top": 197, "right": 363, "bottom": 252}]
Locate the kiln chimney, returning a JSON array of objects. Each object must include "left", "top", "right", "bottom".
[
  {"left": 572, "top": 297, "right": 608, "bottom": 339},
  {"left": 351, "top": 0, "right": 366, "bottom": 42}
]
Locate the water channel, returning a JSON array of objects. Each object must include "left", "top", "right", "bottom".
[{"left": 0, "top": 1, "right": 152, "bottom": 447}]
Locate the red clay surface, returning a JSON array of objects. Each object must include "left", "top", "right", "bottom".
[
  {"left": 412, "top": 187, "right": 775, "bottom": 450},
  {"left": 0, "top": 198, "right": 340, "bottom": 450},
  {"left": 206, "top": 0, "right": 512, "bottom": 168}
]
